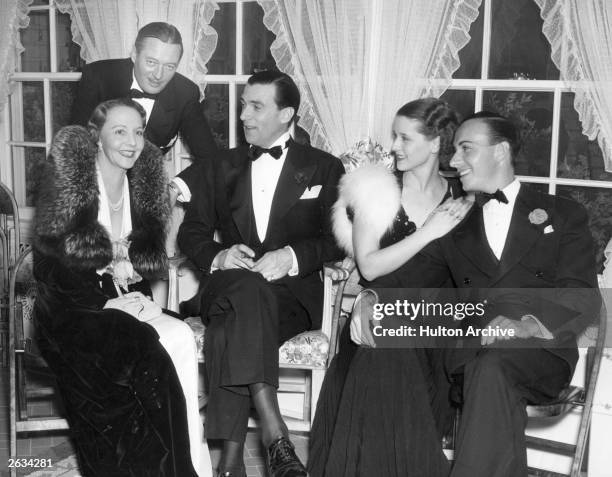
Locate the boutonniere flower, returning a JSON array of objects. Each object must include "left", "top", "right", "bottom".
[
  {"left": 528, "top": 208, "right": 548, "bottom": 225},
  {"left": 294, "top": 171, "right": 307, "bottom": 185}
]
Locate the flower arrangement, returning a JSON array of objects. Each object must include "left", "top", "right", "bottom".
[
  {"left": 109, "top": 239, "right": 142, "bottom": 291},
  {"left": 339, "top": 138, "right": 394, "bottom": 173}
]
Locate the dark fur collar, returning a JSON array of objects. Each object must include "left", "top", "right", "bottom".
[{"left": 34, "top": 125, "right": 169, "bottom": 277}]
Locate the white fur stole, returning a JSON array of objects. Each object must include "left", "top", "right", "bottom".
[{"left": 332, "top": 165, "right": 401, "bottom": 256}]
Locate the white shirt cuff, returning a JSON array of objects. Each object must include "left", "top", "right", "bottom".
[
  {"left": 172, "top": 177, "right": 191, "bottom": 203},
  {"left": 285, "top": 246, "right": 299, "bottom": 276},
  {"left": 522, "top": 314, "right": 554, "bottom": 340}
]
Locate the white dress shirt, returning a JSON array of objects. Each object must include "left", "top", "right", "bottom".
[
  {"left": 482, "top": 179, "right": 521, "bottom": 260},
  {"left": 130, "top": 77, "right": 154, "bottom": 123},
  {"left": 251, "top": 132, "right": 298, "bottom": 275},
  {"left": 251, "top": 132, "right": 291, "bottom": 242}
]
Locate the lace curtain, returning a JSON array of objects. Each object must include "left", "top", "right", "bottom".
[
  {"left": 257, "top": 0, "right": 481, "bottom": 155},
  {"left": 54, "top": 0, "right": 219, "bottom": 93},
  {"left": 534, "top": 0, "right": 612, "bottom": 171},
  {"left": 0, "top": 0, "right": 32, "bottom": 112}
]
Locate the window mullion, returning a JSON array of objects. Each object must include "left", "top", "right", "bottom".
[
  {"left": 49, "top": 3, "right": 57, "bottom": 73},
  {"left": 548, "top": 87, "right": 563, "bottom": 195}
]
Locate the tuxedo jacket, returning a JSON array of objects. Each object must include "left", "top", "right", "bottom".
[
  {"left": 72, "top": 58, "right": 217, "bottom": 191},
  {"left": 178, "top": 140, "right": 345, "bottom": 328},
  {"left": 397, "top": 184, "right": 600, "bottom": 374}
]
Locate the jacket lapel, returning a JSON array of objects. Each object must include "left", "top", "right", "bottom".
[
  {"left": 268, "top": 142, "right": 317, "bottom": 227},
  {"left": 227, "top": 148, "right": 256, "bottom": 244},
  {"left": 492, "top": 187, "right": 542, "bottom": 285},
  {"left": 452, "top": 204, "right": 500, "bottom": 278}
]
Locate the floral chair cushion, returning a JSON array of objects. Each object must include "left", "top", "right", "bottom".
[
  {"left": 278, "top": 330, "right": 329, "bottom": 368},
  {"left": 184, "top": 317, "right": 330, "bottom": 368}
]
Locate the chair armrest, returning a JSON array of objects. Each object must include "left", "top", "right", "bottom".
[{"left": 322, "top": 262, "right": 353, "bottom": 363}]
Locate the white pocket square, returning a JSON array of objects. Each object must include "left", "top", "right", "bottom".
[
  {"left": 543, "top": 225, "right": 554, "bottom": 234},
  {"left": 300, "top": 185, "right": 322, "bottom": 199}
]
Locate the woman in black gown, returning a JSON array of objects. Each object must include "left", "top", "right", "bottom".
[
  {"left": 308, "top": 98, "right": 470, "bottom": 477},
  {"left": 32, "top": 98, "right": 210, "bottom": 476}
]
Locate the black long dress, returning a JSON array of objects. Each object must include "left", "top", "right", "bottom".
[
  {"left": 33, "top": 252, "right": 197, "bottom": 477},
  {"left": 308, "top": 205, "right": 453, "bottom": 477}
]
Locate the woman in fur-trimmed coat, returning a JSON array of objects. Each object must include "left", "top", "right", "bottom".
[{"left": 32, "top": 98, "right": 208, "bottom": 477}]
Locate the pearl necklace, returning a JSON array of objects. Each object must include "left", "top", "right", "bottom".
[{"left": 108, "top": 194, "right": 124, "bottom": 212}]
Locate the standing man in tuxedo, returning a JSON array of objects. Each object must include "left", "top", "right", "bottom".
[
  {"left": 72, "top": 22, "right": 217, "bottom": 200},
  {"left": 178, "top": 70, "right": 344, "bottom": 477},
  {"left": 384, "top": 112, "right": 599, "bottom": 477}
]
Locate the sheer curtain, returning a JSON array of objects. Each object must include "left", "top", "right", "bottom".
[
  {"left": 535, "top": 0, "right": 612, "bottom": 170},
  {"left": 54, "top": 0, "right": 219, "bottom": 91},
  {"left": 258, "top": 0, "right": 481, "bottom": 155},
  {"left": 0, "top": 0, "right": 32, "bottom": 111}
]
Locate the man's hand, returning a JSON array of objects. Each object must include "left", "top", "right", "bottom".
[
  {"left": 251, "top": 248, "right": 293, "bottom": 281},
  {"left": 213, "top": 244, "right": 256, "bottom": 270},
  {"left": 327, "top": 256, "right": 356, "bottom": 281},
  {"left": 481, "top": 315, "right": 541, "bottom": 346}
]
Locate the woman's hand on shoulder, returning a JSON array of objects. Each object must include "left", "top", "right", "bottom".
[{"left": 422, "top": 197, "right": 472, "bottom": 239}]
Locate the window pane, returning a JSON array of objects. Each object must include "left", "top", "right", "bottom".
[
  {"left": 21, "top": 82, "right": 46, "bottom": 142},
  {"left": 12, "top": 147, "right": 47, "bottom": 207},
  {"left": 489, "top": 0, "right": 559, "bottom": 80},
  {"left": 557, "top": 93, "right": 612, "bottom": 182},
  {"left": 202, "top": 83, "right": 230, "bottom": 149},
  {"left": 20, "top": 11, "right": 50, "bottom": 72},
  {"left": 483, "top": 90, "right": 553, "bottom": 177},
  {"left": 56, "top": 12, "right": 85, "bottom": 72},
  {"left": 51, "top": 82, "right": 79, "bottom": 134},
  {"left": 557, "top": 186, "right": 612, "bottom": 271},
  {"left": 243, "top": 1, "right": 276, "bottom": 74},
  {"left": 208, "top": 2, "right": 236, "bottom": 74},
  {"left": 453, "top": 1, "right": 483, "bottom": 79},
  {"left": 439, "top": 89, "right": 475, "bottom": 122}
]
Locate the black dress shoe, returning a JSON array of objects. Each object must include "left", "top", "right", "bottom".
[{"left": 266, "top": 436, "right": 307, "bottom": 477}]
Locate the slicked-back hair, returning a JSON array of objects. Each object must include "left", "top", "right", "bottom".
[
  {"left": 247, "top": 70, "right": 300, "bottom": 121},
  {"left": 396, "top": 97, "right": 461, "bottom": 164},
  {"left": 135, "top": 22, "right": 183, "bottom": 58},
  {"left": 87, "top": 98, "right": 146, "bottom": 142},
  {"left": 463, "top": 111, "right": 521, "bottom": 160}
]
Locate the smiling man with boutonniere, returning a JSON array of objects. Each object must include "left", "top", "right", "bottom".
[{"left": 394, "top": 111, "right": 600, "bottom": 477}]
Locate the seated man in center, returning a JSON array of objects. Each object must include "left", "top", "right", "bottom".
[{"left": 178, "top": 70, "right": 344, "bottom": 477}]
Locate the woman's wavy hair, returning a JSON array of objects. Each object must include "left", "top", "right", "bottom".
[
  {"left": 396, "top": 97, "right": 460, "bottom": 167},
  {"left": 87, "top": 97, "right": 146, "bottom": 143}
]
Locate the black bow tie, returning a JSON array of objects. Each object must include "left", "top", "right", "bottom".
[
  {"left": 475, "top": 190, "right": 509, "bottom": 207},
  {"left": 129, "top": 88, "right": 158, "bottom": 100},
  {"left": 248, "top": 144, "right": 284, "bottom": 161}
]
